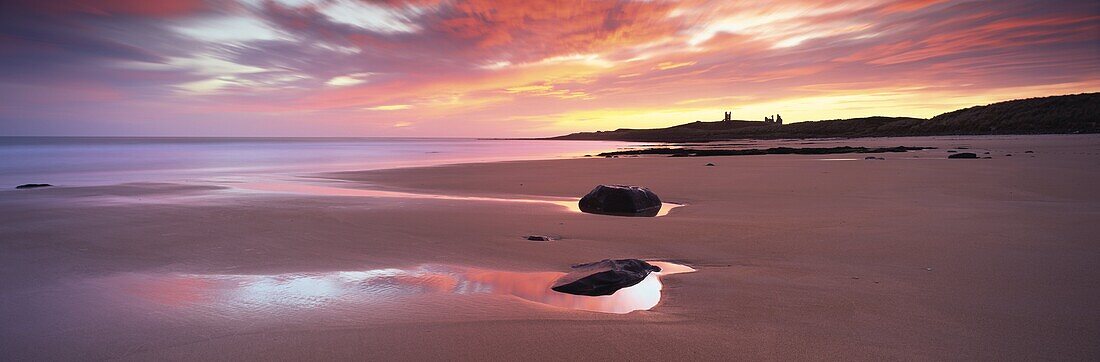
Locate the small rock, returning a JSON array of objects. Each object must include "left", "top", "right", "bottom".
[
  {"left": 925, "top": 267, "right": 933, "bottom": 271},
  {"left": 15, "top": 183, "right": 52, "bottom": 189},
  {"left": 1005, "top": 154, "right": 1013, "bottom": 157},
  {"left": 705, "top": 163, "right": 715, "bottom": 166},
  {"left": 1024, "top": 150, "right": 1035, "bottom": 153},
  {"left": 947, "top": 150, "right": 957, "bottom": 153},
  {"left": 982, "top": 157, "right": 992, "bottom": 159},
  {"left": 525, "top": 235, "right": 554, "bottom": 242},
  {"left": 948, "top": 152, "right": 978, "bottom": 159}
]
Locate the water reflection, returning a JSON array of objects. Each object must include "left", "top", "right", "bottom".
[
  {"left": 107, "top": 262, "right": 693, "bottom": 315},
  {"left": 232, "top": 181, "right": 683, "bottom": 217}
]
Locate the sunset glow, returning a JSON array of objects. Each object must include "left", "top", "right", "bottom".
[{"left": 1, "top": 0, "right": 1097, "bottom": 136}]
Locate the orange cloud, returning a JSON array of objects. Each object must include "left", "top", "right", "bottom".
[{"left": 1, "top": 0, "right": 1097, "bottom": 137}]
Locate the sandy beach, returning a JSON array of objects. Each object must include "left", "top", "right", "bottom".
[{"left": 1, "top": 135, "right": 1098, "bottom": 360}]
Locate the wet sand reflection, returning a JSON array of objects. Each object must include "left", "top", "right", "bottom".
[
  {"left": 106, "top": 262, "right": 694, "bottom": 316},
  {"left": 231, "top": 181, "right": 683, "bottom": 217}
]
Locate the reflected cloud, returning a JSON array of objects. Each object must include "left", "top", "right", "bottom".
[
  {"left": 103, "top": 262, "right": 695, "bottom": 315},
  {"left": 230, "top": 181, "right": 683, "bottom": 217}
]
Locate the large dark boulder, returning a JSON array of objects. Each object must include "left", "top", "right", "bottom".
[
  {"left": 551, "top": 259, "right": 662, "bottom": 296},
  {"left": 948, "top": 152, "right": 978, "bottom": 159},
  {"left": 15, "top": 184, "right": 52, "bottom": 189},
  {"left": 578, "top": 185, "right": 662, "bottom": 217}
]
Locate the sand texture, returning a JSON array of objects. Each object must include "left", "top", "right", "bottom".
[{"left": 1, "top": 135, "right": 1098, "bottom": 360}]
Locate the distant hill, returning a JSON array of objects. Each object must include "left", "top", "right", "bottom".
[{"left": 548, "top": 93, "right": 1099, "bottom": 142}]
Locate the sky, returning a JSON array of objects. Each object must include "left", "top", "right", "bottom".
[{"left": 0, "top": 0, "right": 1097, "bottom": 137}]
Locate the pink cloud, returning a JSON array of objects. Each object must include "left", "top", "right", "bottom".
[{"left": 0, "top": 0, "right": 1097, "bottom": 136}]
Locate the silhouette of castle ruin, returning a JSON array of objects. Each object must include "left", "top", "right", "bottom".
[
  {"left": 764, "top": 114, "right": 783, "bottom": 125},
  {"left": 722, "top": 111, "right": 782, "bottom": 125}
]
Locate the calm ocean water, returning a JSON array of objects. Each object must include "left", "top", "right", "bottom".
[{"left": 0, "top": 137, "right": 632, "bottom": 187}]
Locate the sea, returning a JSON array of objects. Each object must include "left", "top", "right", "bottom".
[{"left": 0, "top": 137, "right": 633, "bottom": 188}]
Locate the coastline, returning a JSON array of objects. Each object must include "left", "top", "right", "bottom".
[{"left": 1, "top": 134, "right": 1098, "bottom": 359}]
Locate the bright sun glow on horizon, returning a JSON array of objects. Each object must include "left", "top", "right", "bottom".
[{"left": 0, "top": 0, "right": 1097, "bottom": 137}]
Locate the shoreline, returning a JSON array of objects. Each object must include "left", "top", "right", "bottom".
[{"left": 1, "top": 134, "right": 1098, "bottom": 359}]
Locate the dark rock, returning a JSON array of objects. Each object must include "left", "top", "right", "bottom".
[
  {"left": 982, "top": 157, "right": 992, "bottom": 159},
  {"left": 705, "top": 163, "right": 715, "bottom": 166},
  {"left": 1024, "top": 150, "right": 1035, "bottom": 153},
  {"left": 15, "top": 184, "right": 52, "bottom": 189},
  {"left": 948, "top": 152, "right": 978, "bottom": 159},
  {"left": 865, "top": 156, "right": 877, "bottom": 160},
  {"left": 578, "top": 185, "right": 662, "bottom": 217},
  {"left": 598, "top": 146, "right": 933, "bottom": 158},
  {"left": 551, "top": 259, "right": 661, "bottom": 296},
  {"left": 1005, "top": 154, "right": 1013, "bottom": 156},
  {"left": 525, "top": 235, "right": 554, "bottom": 242},
  {"left": 983, "top": 152, "right": 990, "bottom": 154},
  {"left": 947, "top": 150, "right": 957, "bottom": 153}
]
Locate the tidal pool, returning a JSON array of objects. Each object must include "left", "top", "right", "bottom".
[{"left": 102, "top": 261, "right": 694, "bottom": 316}]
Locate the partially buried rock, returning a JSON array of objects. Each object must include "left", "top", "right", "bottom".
[
  {"left": 551, "top": 259, "right": 661, "bottom": 296},
  {"left": 705, "top": 163, "right": 715, "bottom": 166},
  {"left": 578, "top": 184, "right": 662, "bottom": 217},
  {"left": 948, "top": 152, "right": 978, "bottom": 159},
  {"left": 15, "top": 183, "right": 52, "bottom": 189},
  {"left": 525, "top": 235, "right": 554, "bottom": 242}
]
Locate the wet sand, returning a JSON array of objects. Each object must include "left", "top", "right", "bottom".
[{"left": 1, "top": 135, "right": 1098, "bottom": 360}]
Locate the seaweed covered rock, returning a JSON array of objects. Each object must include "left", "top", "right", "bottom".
[
  {"left": 948, "top": 152, "right": 978, "bottom": 159},
  {"left": 551, "top": 259, "right": 662, "bottom": 296},
  {"left": 578, "top": 185, "right": 662, "bottom": 217}
]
